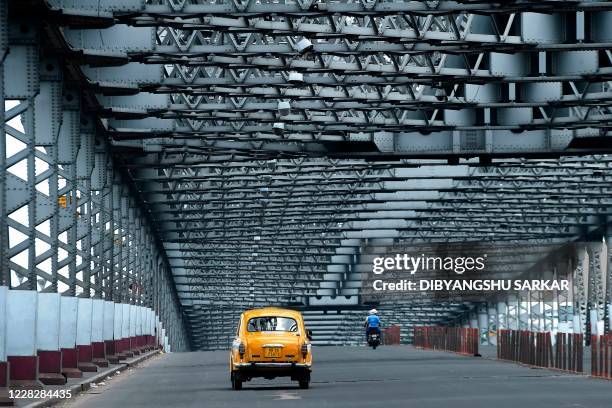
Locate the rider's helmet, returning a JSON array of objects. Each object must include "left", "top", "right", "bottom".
[{"left": 369, "top": 309, "right": 378, "bottom": 315}]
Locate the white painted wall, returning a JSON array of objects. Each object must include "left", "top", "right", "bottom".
[
  {"left": 129, "top": 305, "right": 137, "bottom": 337},
  {"left": 103, "top": 301, "right": 114, "bottom": 341},
  {"left": 76, "top": 298, "right": 93, "bottom": 346},
  {"left": 121, "top": 303, "right": 130, "bottom": 339},
  {"left": 136, "top": 306, "right": 142, "bottom": 336},
  {"left": 36, "top": 293, "right": 61, "bottom": 351},
  {"left": 0, "top": 291, "right": 166, "bottom": 356},
  {"left": 156, "top": 319, "right": 162, "bottom": 345},
  {"left": 91, "top": 299, "right": 104, "bottom": 343},
  {"left": 114, "top": 302, "right": 123, "bottom": 339},
  {"left": 148, "top": 309, "right": 154, "bottom": 336},
  {"left": 59, "top": 297, "right": 78, "bottom": 349},
  {"left": 6, "top": 290, "right": 37, "bottom": 356}
]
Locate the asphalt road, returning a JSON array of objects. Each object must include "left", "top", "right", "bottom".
[{"left": 61, "top": 346, "right": 611, "bottom": 408}]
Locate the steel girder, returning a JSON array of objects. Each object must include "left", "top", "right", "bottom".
[
  {"left": 1, "top": 3, "right": 190, "bottom": 351},
  {"left": 9, "top": 0, "right": 612, "bottom": 349},
  {"left": 32, "top": 0, "right": 612, "bottom": 158}
]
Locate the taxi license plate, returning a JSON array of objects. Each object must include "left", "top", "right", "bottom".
[{"left": 264, "top": 347, "right": 281, "bottom": 358}]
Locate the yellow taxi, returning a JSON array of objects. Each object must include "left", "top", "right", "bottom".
[{"left": 230, "top": 307, "right": 313, "bottom": 390}]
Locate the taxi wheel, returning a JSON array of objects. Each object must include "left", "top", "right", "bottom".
[
  {"left": 298, "top": 373, "right": 310, "bottom": 389},
  {"left": 231, "top": 372, "right": 243, "bottom": 390}
]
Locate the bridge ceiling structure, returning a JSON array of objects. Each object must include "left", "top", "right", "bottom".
[{"left": 3, "top": 0, "right": 612, "bottom": 349}]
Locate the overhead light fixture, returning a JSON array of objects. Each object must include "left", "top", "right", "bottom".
[
  {"left": 288, "top": 72, "right": 304, "bottom": 84},
  {"left": 295, "top": 38, "right": 313, "bottom": 54},
  {"left": 278, "top": 100, "right": 291, "bottom": 116},
  {"left": 273, "top": 122, "right": 285, "bottom": 135}
]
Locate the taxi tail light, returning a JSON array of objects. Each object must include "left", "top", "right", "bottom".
[
  {"left": 301, "top": 343, "right": 308, "bottom": 357},
  {"left": 239, "top": 342, "right": 246, "bottom": 357}
]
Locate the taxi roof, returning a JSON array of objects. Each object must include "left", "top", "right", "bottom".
[{"left": 242, "top": 307, "right": 303, "bottom": 319}]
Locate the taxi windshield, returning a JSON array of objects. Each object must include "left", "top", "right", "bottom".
[{"left": 247, "top": 316, "right": 298, "bottom": 333}]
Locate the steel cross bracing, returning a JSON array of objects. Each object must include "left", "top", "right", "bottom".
[
  {"left": 155, "top": 157, "right": 612, "bottom": 348},
  {"left": 35, "top": 0, "right": 612, "bottom": 158},
  {"left": 1, "top": 0, "right": 190, "bottom": 351},
  {"left": 3, "top": 0, "right": 612, "bottom": 349}
]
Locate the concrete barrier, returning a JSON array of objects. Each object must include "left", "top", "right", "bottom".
[
  {"left": 6, "top": 290, "right": 41, "bottom": 388},
  {"left": 59, "top": 297, "right": 81, "bottom": 378},
  {"left": 76, "top": 298, "right": 97, "bottom": 373},
  {"left": 129, "top": 305, "right": 138, "bottom": 355},
  {"left": 36, "top": 293, "right": 66, "bottom": 385},
  {"left": 150, "top": 310, "right": 157, "bottom": 348},
  {"left": 91, "top": 299, "right": 108, "bottom": 367},
  {"left": 121, "top": 304, "right": 132, "bottom": 358},
  {"left": 103, "top": 301, "right": 115, "bottom": 362},
  {"left": 110, "top": 301, "right": 123, "bottom": 363},
  {"left": 0, "top": 286, "right": 167, "bottom": 395}
]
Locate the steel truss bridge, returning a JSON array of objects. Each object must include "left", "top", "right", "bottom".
[{"left": 1, "top": 0, "right": 611, "bottom": 350}]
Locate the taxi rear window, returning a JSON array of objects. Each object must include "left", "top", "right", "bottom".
[{"left": 247, "top": 316, "right": 298, "bottom": 332}]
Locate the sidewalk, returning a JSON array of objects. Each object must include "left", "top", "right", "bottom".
[{"left": 8, "top": 350, "right": 161, "bottom": 408}]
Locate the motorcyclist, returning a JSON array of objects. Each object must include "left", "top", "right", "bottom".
[{"left": 364, "top": 309, "right": 381, "bottom": 342}]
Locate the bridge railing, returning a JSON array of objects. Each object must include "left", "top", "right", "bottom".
[
  {"left": 382, "top": 325, "right": 401, "bottom": 345},
  {"left": 497, "top": 329, "right": 584, "bottom": 374},
  {"left": 590, "top": 334, "right": 611, "bottom": 379},
  {"left": 413, "top": 326, "right": 479, "bottom": 356}
]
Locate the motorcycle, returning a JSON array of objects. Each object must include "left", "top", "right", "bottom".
[{"left": 367, "top": 330, "right": 381, "bottom": 349}]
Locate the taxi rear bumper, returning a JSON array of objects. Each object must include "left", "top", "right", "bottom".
[
  {"left": 234, "top": 362, "right": 311, "bottom": 369},
  {"left": 232, "top": 361, "right": 311, "bottom": 379}
]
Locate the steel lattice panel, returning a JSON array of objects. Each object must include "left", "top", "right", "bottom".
[{"left": 2, "top": 0, "right": 612, "bottom": 349}]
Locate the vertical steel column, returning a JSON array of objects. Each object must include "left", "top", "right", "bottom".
[
  {"left": 48, "top": 134, "right": 59, "bottom": 293},
  {"left": 65, "top": 147, "right": 79, "bottom": 295},
  {"left": 89, "top": 141, "right": 106, "bottom": 298},
  {"left": 117, "top": 188, "right": 128, "bottom": 302},
  {"left": 587, "top": 241, "right": 605, "bottom": 336},
  {"left": 530, "top": 288, "right": 543, "bottom": 332},
  {"left": 18, "top": 31, "right": 41, "bottom": 291},
  {"left": 155, "top": 257, "right": 163, "bottom": 316},
  {"left": 127, "top": 203, "right": 135, "bottom": 304},
  {"left": 517, "top": 290, "right": 529, "bottom": 330},
  {"left": 476, "top": 303, "right": 488, "bottom": 345},
  {"left": 507, "top": 294, "right": 519, "bottom": 330},
  {"left": 134, "top": 214, "right": 146, "bottom": 306},
  {"left": 110, "top": 175, "right": 121, "bottom": 300},
  {"left": 487, "top": 302, "right": 498, "bottom": 345},
  {"left": 0, "top": 0, "right": 7, "bottom": 286},
  {"left": 102, "top": 155, "right": 115, "bottom": 299},
  {"left": 607, "top": 225, "right": 612, "bottom": 333},
  {"left": 56, "top": 83, "right": 80, "bottom": 295},
  {"left": 144, "top": 233, "right": 154, "bottom": 308},
  {"left": 497, "top": 298, "right": 508, "bottom": 331},
  {"left": 540, "top": 262, "right": 556, "bottom": 332},
  {"left": 76, "top": 114, "right": 94, "bottom": 297},
  {"left": 37, "top": 57, "right": 62, "bottom": 294},
  {"left": 25, "top": 78, "right": 36, "bottom": 290},
  {"left": 3, "top": 22, "right": 41, "bottom": 290},
  {"left": 573, "top": 246, "right": 588, "bottom": 335},
  {"left": 552, "top": 265, "right": 560, "bottom": 331}
]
